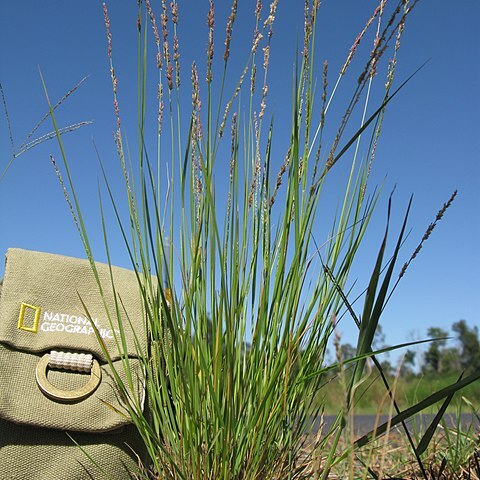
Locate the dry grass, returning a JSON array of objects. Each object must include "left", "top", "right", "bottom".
[{"left": 294, "top": 422, "right": 480, "bottom": 479}]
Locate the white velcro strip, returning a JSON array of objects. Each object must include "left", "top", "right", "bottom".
[{"left": 49, "top": 350, "right": 93, "bottom": 373}]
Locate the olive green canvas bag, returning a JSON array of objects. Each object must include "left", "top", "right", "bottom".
[{"left": 0, "top": 248, "right": 148, "bottom": 479}]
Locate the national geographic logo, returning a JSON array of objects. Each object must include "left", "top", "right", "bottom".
[{"left": 17, "top": 303, "right": 119, "bottom": 339}]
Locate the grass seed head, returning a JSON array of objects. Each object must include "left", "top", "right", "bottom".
[
  {"left": 170, "top": 1, "right": 178, "bottom": 24},
  {"left": 146, "top": 0, "right": 161, "bottom": 50},
  {"left": 399, "top": 190, "right": 458, "bottom": 279},
  {"left": 224, "top": 0, "right": 238, "bottom": 62},
  {"left": 102, "top": 3, "right": 112, "bottom": 59},
  {"left": 206, "top": 0, "right": 215, "bottom": 83}
]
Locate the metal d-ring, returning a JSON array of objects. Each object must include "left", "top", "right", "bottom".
[{"left": 35, "top": 353, "right": 102, "bottom": 402}]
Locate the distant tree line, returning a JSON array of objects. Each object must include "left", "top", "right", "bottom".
[
  {"left": 421, "top": 319, "right": 480, "bottom": 376},
  {"left": 338, "top": 319, "right": 480, "bottom": 378}
]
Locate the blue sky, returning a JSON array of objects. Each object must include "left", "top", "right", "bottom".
[{"left": 1, "top": 1, "right": 478, "bottom": 363}]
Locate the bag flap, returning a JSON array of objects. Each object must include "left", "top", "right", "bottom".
[{"left": 0, "top": 248, "right": 147, "bottom": 361}]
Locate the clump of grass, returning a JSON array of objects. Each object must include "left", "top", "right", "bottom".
[{"left": 35, "top": 1, "right": 480, "bottom": 479}]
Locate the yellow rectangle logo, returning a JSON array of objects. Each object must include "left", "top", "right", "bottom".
[{"left": 17, "top": 303, "right": 41, "bottom": 333}]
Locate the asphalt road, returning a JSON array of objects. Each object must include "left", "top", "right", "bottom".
[{"left": 308, "top": 413, "right": 479, "bottom": 437}]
